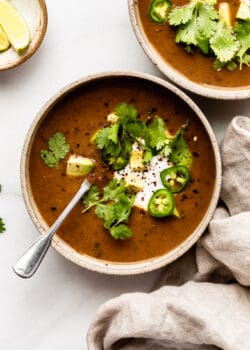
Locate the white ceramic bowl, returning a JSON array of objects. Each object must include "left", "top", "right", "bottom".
[
  {"left": 21, "top": 72, "right": 222, "bottom": 275},
  {"left": 0, "top": 0, "right": 47, "bottom": 71},
  {"left": 128, "top": 0, "right": 250, "bottom": 100}
]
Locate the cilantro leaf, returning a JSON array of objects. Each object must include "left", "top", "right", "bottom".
[
  {"left": 143, "top": 149, "right": 153, "bottom": 164},
  {"left": 170, "top": 128, "right": 192, "bottom": 168},
  {"left": 102, "top": 179, "right": 126, "bottom": 201},
  {"left": 110, "top": 224, "right": 133, "bottom": 240},
  {"left": 82, "top": 185, "right": 100, "bottom": 212},
  {"left": 234, "top": 21, "right": 250, "bottom": 69},
  {"left": 114, "top": 102, "right": 138, "bottom": 123},
  {"left": 114, "top": 194, "right": 135, "bottom": 225},
  {"left": 148, "top": 117, "right": 168, "bottom": 150},
  {"left": 40, "top": 132, "right": 70, "bottom": 168},
  {"left": 82, "top": 179, "right": 135, "bottom": 240},
  {"left": 176, "top": 16, "right": 198, "bottom": 46},
  {"left": 0, "top": 218, "right": 5, "bottom": 234},
  {"left": 95, "top": 203, "right": 116, "bottom": 229},
  {"left": 196, "top": 3, "right": 218, "bottom": 38},
  {"left": 168, "top": 2, "right": 195, "bottom": 26},
  {"left": 210, "top": 23, "right": 239, "bottom": 63}
]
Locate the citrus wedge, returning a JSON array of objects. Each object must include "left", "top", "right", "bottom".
[
  {"left": 0, "top": 0, "right": 30, "bottom": 54},
  {"left": 0, "top": 25, "right": 10, "bottom": 52}
]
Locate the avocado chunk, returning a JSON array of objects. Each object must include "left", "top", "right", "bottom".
[
  {"left": 130, "top": 150, "right": 145, "bottom": 171},
  {"left": 124, "top": 174, "right": 144, "bottom": 193},
  {"left": 236, "top": 0, "right": 250, "bottom": 20},
  {"left": 218, "top": 3, "right": 232, "bottom": 27},
  {"left": 66, "top": 155, "right": 94, "bottom": 177}
]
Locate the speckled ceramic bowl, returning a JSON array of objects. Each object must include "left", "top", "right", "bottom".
[
  {"left": 128, "top": 0, "right": 250, "bottom": 100},
  {"left": 0, "top": 0, "right": 47, "bottom": 71},
  {"left": 20, "top": 72, "right": 222, "bottom": 275}
]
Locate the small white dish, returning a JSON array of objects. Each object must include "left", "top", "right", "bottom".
[{"left": 0, "top": 0, "right": 47, "bottom": 71}]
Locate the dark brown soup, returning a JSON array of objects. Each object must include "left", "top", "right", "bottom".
[
  {"left": 29, "top": 77, "right": 216, "bottom": 262},
  {"left": 138, "top": 0, "right": 250, "bottom": 88}
]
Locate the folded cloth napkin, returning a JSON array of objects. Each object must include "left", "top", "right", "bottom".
[{"left": 87, "top": 116, "right": 250, "bottom": 350}]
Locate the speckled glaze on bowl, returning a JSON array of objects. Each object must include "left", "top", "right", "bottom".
[
  {"left": 128, "top": 0, "right": 250, "bottom": 100},
  {"left": 0, "top": 0, "right": 47, "bottom": 71},
  {"left": 20, "top": 72, "right": 222, "bottom": 275}
]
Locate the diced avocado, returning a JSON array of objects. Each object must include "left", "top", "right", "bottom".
[
  {"left": 107, "top": 113, "right": 119, "bottom": 124},
  {"left": 130, "top": 150, "right": 145, "bottom": 171},
  {"left": 218, "top": 3, "right": 232, "bottom": 26},
  {"left": 124, "top": 174, "right": 144, "bottom": 193},
  {"left": 66, "top": 155, "right": 94, "bottom": 177},
  {"left": 236, "top": 0, "right": 250, "bottom": 20}
]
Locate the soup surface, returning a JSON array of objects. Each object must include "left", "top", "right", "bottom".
[
  {"left": 138, "top": 0, "right": 250, "bottom": 88},
  {"left": 29, "top": 77, "right": 216, "bottom": 262}
]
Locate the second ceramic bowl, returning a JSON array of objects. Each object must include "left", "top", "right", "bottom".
[{"left": 128, "top": 0, "right": 250, "bottom": 100}]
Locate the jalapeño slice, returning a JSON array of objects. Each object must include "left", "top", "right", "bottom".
[
  {"left": 160, "top": 165, "right": 190, "bottom": 193},
  {"left": 148, "top": 189, "right": 174, "bottom": 218},
  {"left": 149, "top": 0, "right": 172, "bottom": 24}
]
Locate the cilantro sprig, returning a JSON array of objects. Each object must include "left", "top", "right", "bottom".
[
  {"left": 161, "top": 0, "right": 250, "bottom": 71},
  {"left": 94, "top": 103, "right": 192, "bottom": 170},
  {"left": 40, "top": 132, "right": 70, "bottom": 168},
  {"left": 82, "top": 179, "right": 135, "bottom": 240},
  {"left": 0, "top": 185, "right": 5, "bottom": 234},
  {"left": 95, "top": 103, "right": 150, "bottom": 170},
  {"left": 0, "top": 218, "right": 5, "bottom": 234}
]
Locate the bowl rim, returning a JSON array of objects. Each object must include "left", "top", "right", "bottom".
[
  {"left": 0, "top": 0, "right": 48, "bottom": 71},
  {"left": 20, "top": 71, "right": 222, "bottom": 275},
  {"left": 128, "top": 0, "right": 250, "bottom": 100}
]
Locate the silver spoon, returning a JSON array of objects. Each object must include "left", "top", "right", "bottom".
[{"left": 13, "top": 179, "right": 91, "bottom": 278}]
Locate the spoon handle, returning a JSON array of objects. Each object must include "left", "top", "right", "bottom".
[{"left": 13, "top": 180, "right": 91, "bottom": 278}]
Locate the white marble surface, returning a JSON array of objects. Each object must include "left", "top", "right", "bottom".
[{"left": 0, "top": 1, "right": 249, "bottom": 349}]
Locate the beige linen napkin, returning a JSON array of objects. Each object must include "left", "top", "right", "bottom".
[{"left": 87, "top": 116, "right": 250, "bottom": 350}]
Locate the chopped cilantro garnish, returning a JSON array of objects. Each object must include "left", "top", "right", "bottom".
[
  {"left": 95, "top": 103, "right": 149, "bottom": 170},
  {"left": 40, "top": 132, "right": 70, "bottom": 168},
  {"left": 165, "top": 0, "right": 250, "bottom": 71},
  {"left": 94, "top": 102, "right": 192, "bottom": 172},
  {"left": 82, "top": 179, "right": 135, "bottom": 240}
]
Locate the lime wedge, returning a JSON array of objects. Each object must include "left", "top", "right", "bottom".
[
  {"left": 0, "top": 0, "right": 30, "bottom": 54},
  {"left": 0, "top": 25, "right": 10, "bottom": 52}
]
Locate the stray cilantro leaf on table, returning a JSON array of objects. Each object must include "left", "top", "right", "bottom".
[
  {"left": 0, "top": 218, "right": 5, "bottom": 234},
  {"left": 40, "top": 132, "right": 70, "bottom": 168},
  {"left": 0, "top": 185, "right": 5, "bottom": 234}
]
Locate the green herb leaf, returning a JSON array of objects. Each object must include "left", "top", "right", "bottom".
[
  {"left": 234, "top": 21, "right": 250, "bottom": 69},
  {"left": 148, "top": 117, "right": 168, "bottom": 150},
  {"left": 110, "top": 224, "right": 133, "bottom": 240},
  {"left": 40, "top": 132, "right": 70, "bottom": 168},
  {"left": 0, "top": 217, "right": 5, "bottom": 234},
  {"left": 102, "top": 179, "right": 126, "bottom": 201},
  {"left": 82, "top": 179, "right": 135, "bottom": 240},
  {"left": 114, "top": 102, "right": 138, "bottom": 122},
  {"left": 82, "top": 185, "right": 100, "bottom": 211},
  {"left": 170, "top": 128, "right": 192, "bottom": 168},
  {"left": 210, "top": 23, "right": 239, "bottom": 63},
  {"left": 114, "top": 194, "right": 135, "bottom": 225},
  {"left": 168, "top": 2, "right": 195, "bottom": 26},
  {"left": 95, "top": 203, "right": 116, "bottom": 229}
]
